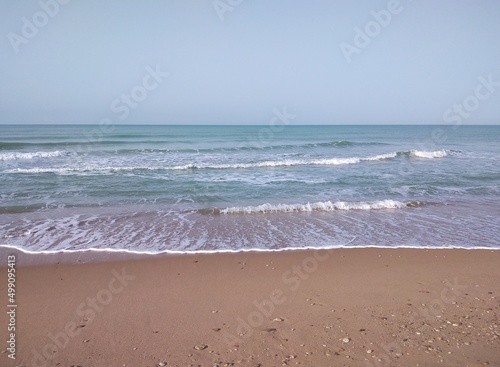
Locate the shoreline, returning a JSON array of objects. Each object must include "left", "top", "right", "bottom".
[
  {"left": 1, "top": 244, "right": 499, "bottom": 267},
  {"left": 3, "top": 199, "right": 500, "bottom": 251},
  {"left": 0, "top": 247, "right": 499, "bottom": 366}
]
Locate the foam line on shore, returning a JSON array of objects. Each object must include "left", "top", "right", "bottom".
[
  {"left": 218, "top": 199, "right": 420, "bottom": 214},
  {"left": 1, "top": 242, "right": 497, "bottom": 258}
]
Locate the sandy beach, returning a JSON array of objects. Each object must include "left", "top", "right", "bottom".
[
  {"left": 3, "top": 1, "right": 500, "bottom": 366},
  {"left": 0, "top": 247, "right": 499, "bottom": 367}
]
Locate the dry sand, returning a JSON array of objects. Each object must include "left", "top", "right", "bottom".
[{"left": 0, "top": 247, "right": 499, "bottom": 367}]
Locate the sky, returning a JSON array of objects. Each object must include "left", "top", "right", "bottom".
[{"left": 1, "top": 0, "right": 499, "bottom": 125}]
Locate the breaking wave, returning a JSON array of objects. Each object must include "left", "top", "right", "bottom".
[
  {"left": 2, "top": 152, "right": 399, "bottom": 174},
  {"left": 2, "top": 150, "right": 450, "bottom": 174},
  {"left": 408, "top": 150, "right": 448, "bottom": 158},
  {"left": 201, "top": 200, "right": 424, "bottom": 215},
  {"left": 0, "top": 151, "right": 69, "bottom": 161}
]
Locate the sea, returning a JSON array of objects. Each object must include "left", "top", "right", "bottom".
[{"left": 1, "top": 124, "right": 499, "bottom": 254}]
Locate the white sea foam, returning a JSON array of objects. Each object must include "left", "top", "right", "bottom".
[
  {"left": 221, "top": 199, "right": 412, "bottom": 214},
  {"left": 4, "top": 152, "right": 397, "bottom": 174},
  {"left": 0, "top": 151, "right": 67, "bottom": 161},
  {"left": 362, "top": 152, "right": 398, "bottom": 161},
  {"left": 4, "top": 242, "right": 495, "bottom": 257},
  {"left": 410, "top": 150, "right": 448, "bottom": 159}
]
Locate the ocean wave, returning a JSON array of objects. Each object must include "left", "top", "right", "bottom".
[
  {"left": 3, "top": 150, "right": 450, "bottom": 174},
  {"left": 166, "top": 157, "right": 366, "bottom": 169},
  {"left": 0, "top": 151, "right": 68, "bottom": 161},
  {"left": 2, "top": 153, "right": 396, "bottom": 174},
  {"left": 405, "top": 150, "right": 448, "bottom": 159},
  {"left": 213, "top": 200, "right": 422, "bottom": 214},
  {"left": 73, "top": 140, "right": 389, "bottom": 155},
  {"left": 0, "top": 139, "right": 388, "bottom": 153},
  {"left": 362, "top": 152, "right": 398, "bottom": 161},
  {"left": 0, "top": 141, "right": 153, "bottom": 149}
]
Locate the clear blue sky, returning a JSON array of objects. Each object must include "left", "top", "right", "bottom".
[{"left": 1, "top": 0, "right": 499, "bottom": 124}]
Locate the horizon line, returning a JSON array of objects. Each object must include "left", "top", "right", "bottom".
[{"left": 1, "top": 123, "right": 499, "bottom": 126}]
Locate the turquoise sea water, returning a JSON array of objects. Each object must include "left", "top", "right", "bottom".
[{"left": 0, "top": 125, "right": 499, "bottom": 252}]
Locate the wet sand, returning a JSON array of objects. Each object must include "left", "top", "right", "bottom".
[{"left": 0, "top": 247, "right": 499, "bottom": 367}]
